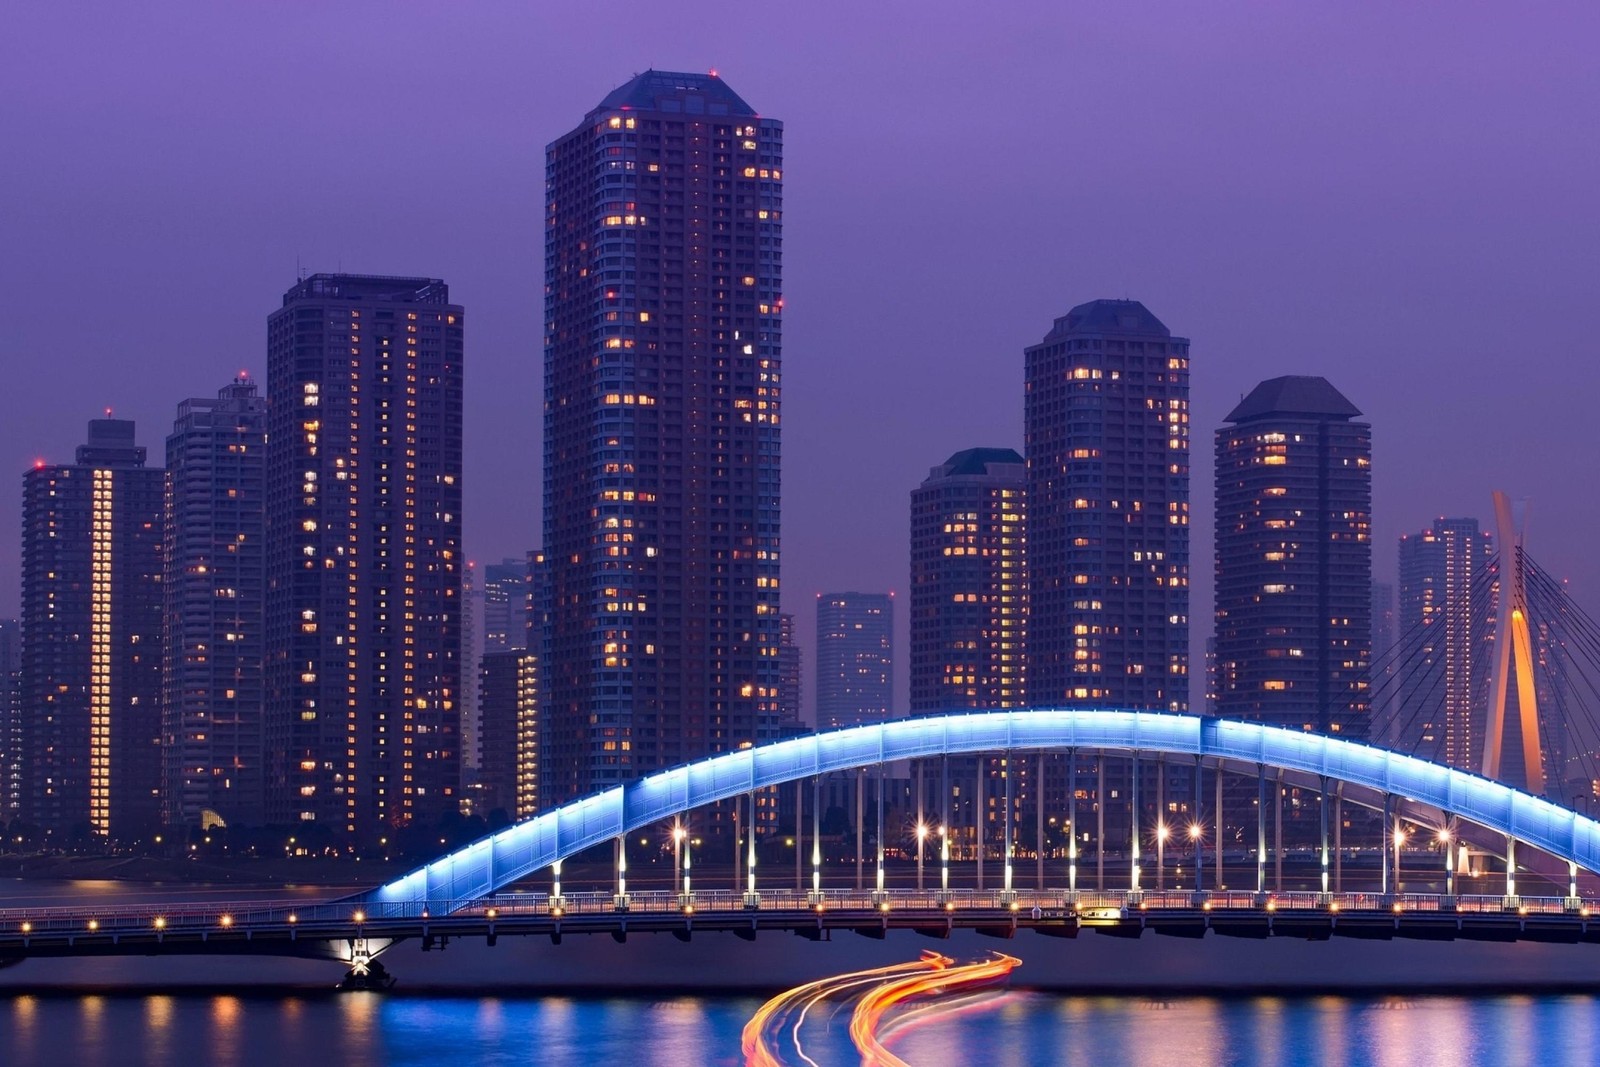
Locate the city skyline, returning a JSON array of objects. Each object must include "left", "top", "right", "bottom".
[{"left": 4, "top": 5, "right": 1600, "bottom": 723}]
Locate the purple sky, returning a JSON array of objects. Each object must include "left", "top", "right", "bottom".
[{"left": 4, "top": 2, "right": 1598, "bottom": 717}]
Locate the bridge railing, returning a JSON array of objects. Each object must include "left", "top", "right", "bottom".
[{"left": 0, "top": 888, "right": 1590, "bottom": 936}]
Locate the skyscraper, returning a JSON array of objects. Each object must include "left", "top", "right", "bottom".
[
  {"left": 20, "top": 419, "right": 164, "bottom": 838},
  {"left": 264, "top": 273, "right": 464, "bottom": 843},
  {"left": 815, "top": 593, "right": 894, "bottom": 728},
  {"left": 1397, "top": 518, "right": 1493, "bottom": 766},
  {"left": 1214, "top": 376, "right": 1372, "bottom": 736},
  {"left": 541, "top": 72, "right": 784, "bottom": 806},
  {"left": 1024, "top": 300, "right": 1190, "bottom": 710},
  {"left": 477, "top": 648, "right": 537, "bottom": 819},
  {"left": 162, "top": 376, "right": 268, "bottom": 828},
  {"left": 481, "top": 559, "right": 528, "bottom": 653},
  {"left": 909, "top": 447, "right": 1027, "bottom": 713}
]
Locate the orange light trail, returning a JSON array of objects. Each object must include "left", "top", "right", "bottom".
[
  {"left": 742, "top": 951, "right": 950, "bottom": 1067},
  {"left": 848, "top": 953, "right": 1021, "bottom": 1067}
]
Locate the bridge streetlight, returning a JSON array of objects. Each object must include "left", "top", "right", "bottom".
[
  {"left": 1189, "top": 823, "right": 1204, "bottom": 894},
  {"left": 1438, "top": 827, "right": 1454, "bottom": 899},
  {"left": 810, "top": 775, "right": 822, "bottom": 904},
  {"left": 1156, "top": 822, "right": 1169, "bottom": 892},
  {"left": 916, "top": 822, "right": 929, "bottom": 893},
  {"left": 672, "top": 821, "right": 687, "bottom": 900},
  {"left": 1392, "top": 826, "right": 1407, "bottom": 898}
]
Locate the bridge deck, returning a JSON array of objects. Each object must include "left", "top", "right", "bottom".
[{"left": 2, "top": 889, "right": 1596, "bottom": 961}]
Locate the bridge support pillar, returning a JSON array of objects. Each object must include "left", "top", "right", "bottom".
[
  {"left": 1381, "top": 794, "right": 1393, "bottom": 898},
  {"left": 812, "top": 774, "right": 822, "bottom": 899},
  {"left": 1130, "top": 751, "right": 1141, "bottom": 894},
  {"left": 875, "top": 766, "right": 886, "bottom": 899},
  {"left": 1193, "top": 755, "right": 1205, "bottom": 895},
  {"left": 1255, "top": 764, "right": 1268, "bottom": 899},
  {"left": 1003, "top": 749, "right": 1015, "bottom": 900},
  {"left": 1319, "top": 775, "right": 1330, "bottom": 902},
  {"left": 1504, "top": 834, "right": 1519, "bottom": 907},
  {"left": 339, "top": 938, "right": 394, "bottom": 992},
  {"left": 1067, "top": 748, "right": 1078, "bottom": 899},
  {"left": 1097, "top": 758, "right": 1106, "bottom": 891},
  {"left": 940, "top": 755, "right": 951, "bottom": 901}
]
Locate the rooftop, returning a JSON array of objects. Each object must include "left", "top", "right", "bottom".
[
  {"left": 282, "top": 273, "right": 450, "bottom": 306},
  {"left": 935, "top": 447, "right": 1025, "bottom": 478},
  {"left": 1042, "top": 299, "right": 1172, "bottom": 341},
  {"left": 596, "top": 69, "right": 756, "bottom": 117},
  {"left": 1225, "top": 375, "right": 1364, "bottom": 423}
]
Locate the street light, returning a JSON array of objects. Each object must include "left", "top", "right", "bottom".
[
  {"left": 1156, "top": 822, "right": 1170, "bottom": 891},
  {"left": 672, "top": 821, "right": 687, "bottom": 898},
  {"left": 1189, "top": 823, "right": 1204, "bottom": 893},
  {"left": 1438, "top": 828, "right": 1454, "bottom": 897},
  {"left": 915, "top": 822, "right": 929, "bottom": 893},
  {"left": 1393, "top": 827, "right": 1407, "bottom": 897}
]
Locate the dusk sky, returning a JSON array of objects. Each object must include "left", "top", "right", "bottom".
[{"left": 5, "top": 2, "right": 1597, "bottom": 716}]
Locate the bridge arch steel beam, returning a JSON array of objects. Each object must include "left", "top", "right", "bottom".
[{"left": 360, "top": 710, "right": 1600, "bottom": 912}]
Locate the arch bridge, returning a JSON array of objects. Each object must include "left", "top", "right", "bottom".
[{"left": 365, "top": 709, "right": 1600, "bottom": 911}]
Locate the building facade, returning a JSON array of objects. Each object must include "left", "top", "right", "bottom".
[
  {"left": 909, "top": 447, "right": 1026, "bottom": 714},
  {"left": 1214, "top": 376, "right": 1372, "bottom": 736},
  {"left": 20, "top": 419, "right": 164, "bottom": 838},
  {"left": 1397, "top": 518, "right": 1494, "bottom": 767},
  {"left": 777, "top": 612, "right": 803, "bottom": 726},
  {"left": 264, "top": 273, "right": 464, "bottom": 843},
  {"left": 482, "top": 558, "right": 528, "bottom": 653},
  {"left": 1024, "top": 299, "right": 1190, "bottom": 711},
  {"left": 541, "top": 72, "right": 784, "bottom": 808},
  {"left": 815, "top": 593, "right": 894, "bottom": 728},
  {"left": 0, "top": 618, "right": 21, "bottom": 822},
  {"left": 162, "top": 376, "right": 268, "bottom": 828},
  {"left": 477, "top": 649, "right": 537, "bottom": 819}
]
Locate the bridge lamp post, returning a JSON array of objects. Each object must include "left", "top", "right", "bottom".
[
  {"left": 940, "top": 825, "right": 950, "bottom": 901},
  {"left": 552, "top": 859, "right": 564, "bottom": 914},
  {"left": 616, "top": 836, "right": 630, "bottom": 911},
  {"left": 673, "top": 823, "right": 687, "bottom": 900},
  {"left": 1438, "top": 828, "right": 1454, "bottom": 899},
  {"left": 1188, "top": 823, "right": 1203, "bottom": 895},
  {"left": 916, "top": 822, "right": 929, "bottom": 894},
  {"left": 1156, "top": 822, "right": 1169, "bottom": 892},
  {"left": 1392, "top": 827, "right": 1407, "bottom": 898},
  {"left": 747, "top": 793, "right": 760, "bottom": 908}
]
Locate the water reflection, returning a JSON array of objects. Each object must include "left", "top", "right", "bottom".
[{"left": 0, "top": 989, "right": 1593, "bottom": 1066}]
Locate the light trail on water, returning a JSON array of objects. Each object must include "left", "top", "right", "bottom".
[
  {"left": 848, "top": 953, "right": 1021, "bottom": 1067},
  {"left": 741, "top": 952, "right": 950, "bottom": 1067},
  {"left": 741, "top": 951, "right": 1020, "bottom": 1066}
]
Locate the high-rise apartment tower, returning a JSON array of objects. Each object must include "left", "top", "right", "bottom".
[
  {"left": 1214, "top": 376, "right": 1372, "bottom": 736},
  {"left": 815, "top": 593, "right": 894, "bottom": 728},
  {"left": 163, "top": 377, "right": 268, "bottom": 828},
  {"left": 264, "top": 273, "right": 464, "bottom": 843},
  {"left": 1397, "top": 518, "right": 1493, "bottom": 767},
  {"left": 1024, "top": 300, "right": 1190, "bottom": 710},
  {"left": 909, "top": 447, "right": 1026, "bottom": 713},
  {"left": 541, "top": 71, "right": 784, "bottom": 805},
  {"left": 20, "top": 419, "right": 164, "bottom": 838}
]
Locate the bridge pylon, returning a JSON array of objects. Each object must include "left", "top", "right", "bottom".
[{"left": 1482, "top": 491, "right": 1545, "bottom": 795}]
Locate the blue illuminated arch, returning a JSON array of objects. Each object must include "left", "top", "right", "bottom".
[{"left": 361, "top": 710, "right": 1600, "bottom": 912}]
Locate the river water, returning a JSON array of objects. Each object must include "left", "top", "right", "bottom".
[
  {"left": 5, "top": 880, "right": 1600, "bottom": 1065},
  {"left": 6, "top": 988, "right": 1600, "bottom": 1067}
]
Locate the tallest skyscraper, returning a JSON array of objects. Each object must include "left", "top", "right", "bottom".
[{"left": 542, "top": 72, "right": 784, "bottom": 807}]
